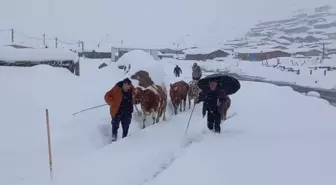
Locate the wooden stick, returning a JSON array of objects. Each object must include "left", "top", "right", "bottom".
[{"left": 45, "top": 109, "right": 53, "bottom": 180}]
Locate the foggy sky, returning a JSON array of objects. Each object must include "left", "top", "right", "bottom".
[{"left": 0, "top": 0, "right": 336, "bottom": 48}]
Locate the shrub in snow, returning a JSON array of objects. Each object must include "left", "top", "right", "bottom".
[
  {"left": 306, "top": 91, "right": 321, "bottom": 98},
  {"left": 98, "top": 63, "right": 108, "bottom": 69}
]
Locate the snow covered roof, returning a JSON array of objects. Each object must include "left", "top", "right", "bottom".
[
  {"left": 0, "top": 47, "right": 78, "bottom": 62},
  {"left": 287, "top": 48, "right": 322, "bottom": 53},
  {"left": 183, "top": 48, "right": 227, "bottom": 55},
  {"left": 274, "top": 38, "right": 292, "bottom": 44},
  {"left": 234, "top": 47, "right": 284, "bottom": 53}
]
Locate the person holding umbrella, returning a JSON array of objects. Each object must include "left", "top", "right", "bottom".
[{"left": 195, "top": 74, "right": 240, "bottom": 133}]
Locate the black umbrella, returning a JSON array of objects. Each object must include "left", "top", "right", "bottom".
[{"left": 197, "top": 73, "right": 241, "bottom": 95}]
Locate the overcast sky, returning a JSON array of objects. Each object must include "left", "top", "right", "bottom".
[{"left": 0, "top": 0, "right": 336, "bottom": 48}]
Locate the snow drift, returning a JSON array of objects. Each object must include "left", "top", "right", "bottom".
[
  {"left": 117, "top": 50, "right": 166, "bottom": 87},
  {"left": 0, "top": 47, "right": 78, "bottom": 62}
]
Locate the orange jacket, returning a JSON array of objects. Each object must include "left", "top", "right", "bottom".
[{"left": 104, "top": 81, "right": 135, "bottom": 118}]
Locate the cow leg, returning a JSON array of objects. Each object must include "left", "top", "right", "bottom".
[
  {"left": 222, "top": 99, "right": 231, "bottom": 120},
  {"left": 162, "top": 107, "right": 167, "bottom": 121},
  {"left": 155, "top": 109, "right": 161, "bottom": 123},
  {"left": 173, "top": 104, "right": 178, "bottom": 115},
  {"left": 179, "top": 102, "right": 182, "bottom": 112},
  {"left": 183, "top": 99, "right": 186, "bottom": 111},
  {"left": 188, "top": 96, "right": 192, "bottom": 109},
  {"left": 134, "top": 105, "right": 141, "bottom": 116},
  {"left": 152, "top": 111, "right": 156, "bottom": 125},
  {"left": 142, "top": 116, "right": 146, "bottom": 129}
]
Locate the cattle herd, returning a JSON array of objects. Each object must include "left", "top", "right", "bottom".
[
  {"left": 132, "top": 79, "right": 201, "bottom": 129},
  {"left": 130, "top": 71, "right": 231, "bottom": 129}
]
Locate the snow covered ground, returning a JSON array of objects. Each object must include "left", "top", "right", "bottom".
[
  {"left": 200, "top": 57, "right": 336, "bottom": 90},
  {"left": 1, "top": 51, "right": 336, "bottom": 185}
]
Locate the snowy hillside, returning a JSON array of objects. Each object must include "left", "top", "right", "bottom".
[
  {"left": 1, "top": 50, "right": 336, "bottom": 185},
  {"left": 227, "top": 5, "right": 336, "bottom": 57}
]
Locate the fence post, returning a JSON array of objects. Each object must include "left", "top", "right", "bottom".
[
  {"left": 310, "top": 70, "right": 312, "bottom": 75},
  {"left": 45, "top": 109, "right": 53, "bottom": 180},
  {"left": 324, "top": 70, "right": 327, "bottom": 76}
]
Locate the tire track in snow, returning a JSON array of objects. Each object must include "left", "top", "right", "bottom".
[
  {"left": 138, "top": 112, "right": 238, "bottom": 185},
  {"left": 138, "top": 129, "right": 208, "bottom": 185}
]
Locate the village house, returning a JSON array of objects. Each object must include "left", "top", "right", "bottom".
[
  {"left": 235, "top": 48, "right": 291, "bottom": 61},
  {"left": 184, "top": 48, "right": 229, "bottom": 61},
  {"left": 79, "top": 45, "right": 112, "bottom": 59},
  {"left": 290, "top": 48, "right": 323, "bottom": 57}
]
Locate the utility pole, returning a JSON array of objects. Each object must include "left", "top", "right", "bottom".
[
  {"left": 10, "top": 28, "right": 14, "bottom": 42},
  {"left": 43, "top": 33, "right": 46, "bottom": 46},
  {"left": 322, "top": 43, "right": 325, "bottom": 60},
  {"left": 121, "top": 39, "right": 123, "bottom": 45},
  {"left": 80, "top": 41, "right": 84, "bottom": 52},
  {"left": 55, "top": 37, "right": 58, "bottom": 48}
]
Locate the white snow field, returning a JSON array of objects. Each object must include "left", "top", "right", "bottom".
[
  {"left": 200, "top": 57, "right": 336, "bottom": 89},
  {"left": 1, "top": 51, "right": 335, "bottom": 185}
]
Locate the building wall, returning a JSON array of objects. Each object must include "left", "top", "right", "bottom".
[
  {"left": 185, "top": 54, "right": 205, "bottom": 60},
  {"left": 238, "top": 51, "right": 291, "bottom": 61}
]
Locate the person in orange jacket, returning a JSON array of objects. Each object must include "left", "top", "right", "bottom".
[{"left": 104, "top": 78, "right": 135, "bottom": 141}]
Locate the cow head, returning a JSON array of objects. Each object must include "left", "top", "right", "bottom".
[
  {"left": 170, "top": 84, "right": 180, "bottom": 115},
  {"left": 130, "top": 70, "right": 155, "bottom": 88}
]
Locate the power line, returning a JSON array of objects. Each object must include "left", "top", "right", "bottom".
[{"left": 0, "top": 29, "right": 11, "bottom": 32}]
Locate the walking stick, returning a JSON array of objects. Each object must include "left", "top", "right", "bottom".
[
  {"left": 72, "top": 104, "right": 108, "bottom": 115},
  {"left": 184, "top": 104, "right": 196, "bottom": 135}
]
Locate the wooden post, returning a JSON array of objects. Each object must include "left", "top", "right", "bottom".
[
  {"left": 55, "top": 37, "right": 58, "bottom": 48},
  {"left": 310, "top": 70, "right": 312, "bottom": 75},
  {"left": 324, "top": 70, "right": 327, "bottom": 76},
  {"left": 11, "top": 28, "right": 14, "bottom": 43},
  {"left": 43, "top": 34, "right": 46, "bottom": 46},
  {"left": 45, "top": 109, "right": 53, "bottom": 180}
]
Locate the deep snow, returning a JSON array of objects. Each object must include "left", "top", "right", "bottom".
[{"left": 0, "top": 51, "right": 335, "bottom": 185}]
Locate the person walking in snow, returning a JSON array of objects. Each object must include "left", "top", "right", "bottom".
[
  {"left": 192, "top": 62, "right": 202, "bottom": 80},
  {"left": 195, "top": 80, "right": 228, "bottom": 133},
  {"left": 104, "top": 78, "right": 135, "bottom": 141},
  {"left": 174, "top": 65, "right": 182, "bottom": 77}
]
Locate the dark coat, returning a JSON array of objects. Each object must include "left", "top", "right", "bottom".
[
  {"left": 199, "top": 89, "right": 227, "bottom": 116},
  {"left": 174, "top": 66, "right": 182, "bottom": 75},
  {"left": 104, "top": 81, "right": 135, "bottom": 118}
]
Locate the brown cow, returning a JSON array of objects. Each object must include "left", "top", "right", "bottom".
[
  {"left": 133, "top": 85, "right": 167, "bottom": 129},
  {"left": 170, "top": 81, "right": 189, "bottom": 115},
  {"left": 187, "top": 80, "right": 201, "bottom": 109}
]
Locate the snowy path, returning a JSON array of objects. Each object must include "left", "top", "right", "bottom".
[{"left": 204, "top": 69, "right": 336, "bottom": 106}]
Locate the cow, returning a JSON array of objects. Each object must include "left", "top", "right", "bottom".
[
  {"left": 187, "top": 80, "right": 202, "bottom": 109},
  {"left": 170, "top": 81, "right": 189, "bottom": 115},
  {"left": 133, "top": 85, "right": 167, "bottom": 129}
]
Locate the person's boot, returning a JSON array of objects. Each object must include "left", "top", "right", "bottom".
[
  {"left": 112, "top": 132, "right": 118, "bottom": 142},
  {"left": 122, "top": 130, "right": 128, "bottom": 138}
]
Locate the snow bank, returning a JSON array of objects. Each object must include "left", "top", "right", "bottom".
[
  {"left": 117, "top": 50, "right": 165, "bottom": 86},
  {"left": 0, "top": 47, "right": 78, "bottom": 62},
  {"left": 0, "top": 58, "right": 133, "bottom": 185}
]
